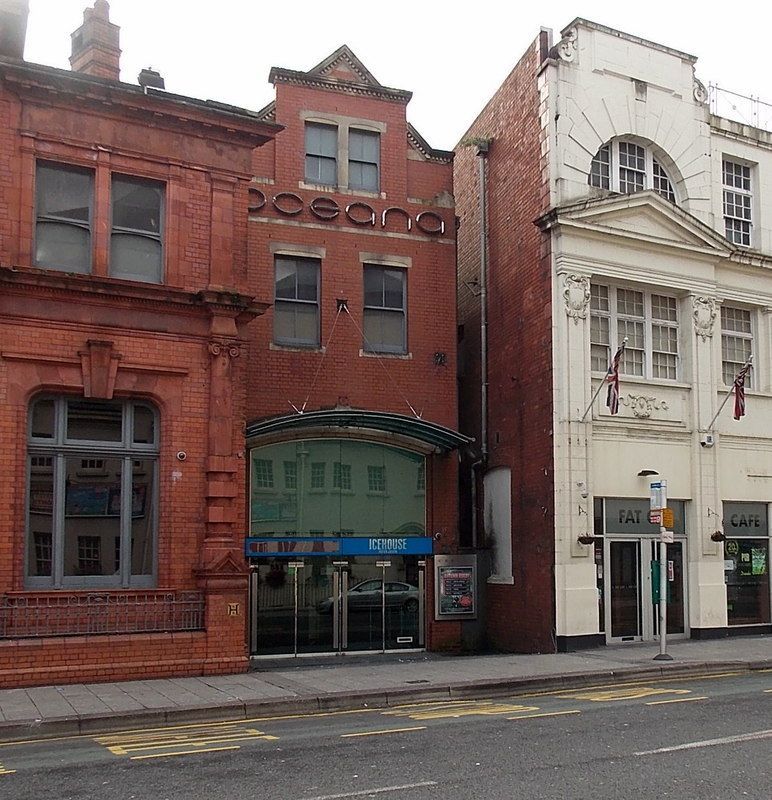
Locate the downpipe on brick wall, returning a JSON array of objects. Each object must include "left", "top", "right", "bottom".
[{"left": 472, "top": 140, "right": 490, "bottom": 549}]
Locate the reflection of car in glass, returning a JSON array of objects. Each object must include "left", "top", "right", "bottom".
[{"left": 317, "top": 580, "right": 419, "bottom": 614}]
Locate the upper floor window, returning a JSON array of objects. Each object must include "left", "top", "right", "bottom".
[
  {"left": 722, "top": 159, "right": 752, "bottom": 247},
  {"left": 35, "top": 161, "right": 165, "bottom": 283},
  {"left": 590, "top": 284, "right": 679, "bottom": 380},
  {"left": 721, "top": 306, "right": 754, "bottom": 388},
  {"left": 273, "top": 255, "right": 320, "bottom": 348},
  {"left": 305, "top": 123, "right": 337, "bottom": 186},
  {"left": 35, "top": 163, "right": 93, "bottom": 274},
  {"left": 589, "top": 141, "right": 676, "bottom": 203},
  {"left": 303, "top": 120, "right": 381, "bottom": 192},
  {"left": 110, "top": 176, "right": 164, "bottom": 283},
  {"left": 363, "top": 265, "right": 406, "bottom": 354},
  {"left": 26, "top": 396, "right": 158, "bottom": 589},
  {"left": 348, "top": 129, "right": 380, "bottom": 192}
]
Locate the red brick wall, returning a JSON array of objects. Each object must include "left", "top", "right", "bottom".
[
  {"left": 247, "top": 78, "right": 462, "bottom": 649},
  {"left": 454, "top": 36, "right": 556, "bottom": 653},
  {"left": 0, "top": 66, "right": 269, "bottom": 686}
]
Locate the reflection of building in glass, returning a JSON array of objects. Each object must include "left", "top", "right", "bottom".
[{"left": 250, "top": 440, "right": 426, "bottom": 537}]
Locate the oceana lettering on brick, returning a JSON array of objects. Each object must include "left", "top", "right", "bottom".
[{"left": 247, "top": 188, "right": 445, "bottom": 235}]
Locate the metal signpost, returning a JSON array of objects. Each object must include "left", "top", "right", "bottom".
[{"left": 650, "top": 481, "right": 673, "bottom": 661}]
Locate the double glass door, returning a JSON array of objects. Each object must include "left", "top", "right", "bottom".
[
  {"left": 605, "top": 538, "right": 686, "bottom": 642},
  {"left": 250, "top": 556, "right": 424, "bottom": 656}
]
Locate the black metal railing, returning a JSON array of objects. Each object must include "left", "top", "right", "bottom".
[{"left": 0, "top": 591, "right": 205, "bottom": 639}]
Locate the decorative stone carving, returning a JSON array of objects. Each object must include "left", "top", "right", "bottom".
[
  {"left": 619, "top": 394, "right": 669, "bottom": 419},
  {"left": 79, "top": 339, "right": 121, "bottom": 400},
  {"left": 693, "top": 78, "right": 708, "bottom": 105},
  {"left": 692, "top": 296, "right": 717, "bottom": 341},
  {"left": 208, "top": 340, "right": 241, "bottom": 359},
  {"left": 563, "top": 274, "right": 591, "bottom": 324},
  {"left": 556, "top": 28, "right": 578, "bottom": 62}
]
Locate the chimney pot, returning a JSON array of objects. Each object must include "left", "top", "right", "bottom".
[
  {"left": 138, "top": 67, "right": 165, "bottom": 91},
  {"left": 70, "top": 0, "right": 121, "bottom": 81}
]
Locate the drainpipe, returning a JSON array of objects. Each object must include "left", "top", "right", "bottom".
[
  {"left": 477, "top": 142, "right": 490, "bottom": 464},
  {"left": 471, "top": 140, "right": 490, "bottom": 549}
]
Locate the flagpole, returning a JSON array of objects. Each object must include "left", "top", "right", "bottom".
[
  {"left": 705, "top": 354, "right": 752, "bottom": 432},
  {"left": 579, "top": 337, "right": 627, "bottom": 423}
]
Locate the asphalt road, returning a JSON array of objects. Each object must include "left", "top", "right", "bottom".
[{"left": 0, "top": 670, "right": 769, "bottom": 800}]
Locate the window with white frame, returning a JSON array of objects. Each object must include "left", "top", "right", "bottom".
[
  {"left": 363, "top": 265, "right": 406, "bottom": 354},
  {"left": 590, "top": 284, "right": 679, "bottom": 380},
  {"left": 333, "top": 462, "right": 352, "bottom": 491},
  {"left": 589, "top": 140, "right": 676, "bottom": 203},
  {"left": 283, "top": 461, "right": 297, "bottom": 490},
  {"left": 310, "top": 462, "right": 326, "bottom": 490},
  {"left": 367, "top": 465, "right": 386, "bottom": 494},
  {"left": 26, "top": 396, "right": 157, "bottom": 589},
  {"left": 722, "top": 159, "right": 752, "bottom": 247},
  {"left": 253, "top": 459, "right": 274, "bottom": 489},
  {"left": 273, "top": 255, "right": 320, "bottom": 347},
  {"left": 348, "top": 129, "right": 380, "bottom": 192},
  {"left": 721, "top": 306, "right": 754, "bottom": 387}
]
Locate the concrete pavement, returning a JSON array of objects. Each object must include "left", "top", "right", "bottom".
[{"left": 0, "top": 635, "right": 768, "bottom": 742}]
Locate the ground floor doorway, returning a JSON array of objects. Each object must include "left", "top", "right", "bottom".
[
  {"left": 249, "top": 555, "right": 425, "bottom": 656},
  {"left": 603, "top": 537, "right": 687, "bottom": 643}
]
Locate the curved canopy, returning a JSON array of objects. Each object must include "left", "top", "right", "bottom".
[{"left": 245, "top": 409, "right": 472, "bottom": 453}]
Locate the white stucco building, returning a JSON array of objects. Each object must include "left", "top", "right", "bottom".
[{"left": 456, "top": 19, "right": 771, "bottom": 651}]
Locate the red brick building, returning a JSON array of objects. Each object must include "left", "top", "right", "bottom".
[
  {"left": 0, "top": 0, "right": 279, "bottom": 686},
  {"left": 243, "top": 47, "right": 470, "bottom": 656},
  {"left": 0, "top": 4, "right": 469, "bottom": 686},
  {"left": 455, "top": 32, "right": 556, "bottom": 653}
]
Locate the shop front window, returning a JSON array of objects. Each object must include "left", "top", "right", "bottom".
[
  {"left": 723, "top": 502, "right": 770, "bottom": 625},
  {"left": 248, "top": 440, "right": 425, "bottom": 537}
]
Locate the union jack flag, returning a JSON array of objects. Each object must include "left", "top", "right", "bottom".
[
  {"left": 606, "top": 341, "right": 626, "bottom": 415},
  {"left": 733, "top": 358, "right": 752, "bottom": 420}
]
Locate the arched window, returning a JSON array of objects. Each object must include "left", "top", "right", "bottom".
[
  {"left": 26, "top": 396, "right": 158, "bottom": 589},
  {"left": 589, "top": 140, "right": 676, "bottom": 203}
]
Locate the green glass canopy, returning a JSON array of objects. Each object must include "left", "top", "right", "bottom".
[{"left": 245, "top": 409, "right": 472, "bottom": 453}]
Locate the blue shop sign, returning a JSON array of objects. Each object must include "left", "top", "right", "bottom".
[
  {"left": 340, "top": 537, "right": 433, "bottom": 556},
  {"left": 244, "top": 536, "right": 433, "bottom": 558}
]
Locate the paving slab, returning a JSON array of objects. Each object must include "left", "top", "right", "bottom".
[{"left": 0, "top": 635, "right": 767, "bottom": 742}]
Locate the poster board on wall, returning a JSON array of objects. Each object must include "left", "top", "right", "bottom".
[{"left": 434, "top": 554, "right": 477, "bottom": 620}]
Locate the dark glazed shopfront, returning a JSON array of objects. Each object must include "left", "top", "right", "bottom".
[{"left": 244, "top": 410, "right": 470, "bottom": 656}]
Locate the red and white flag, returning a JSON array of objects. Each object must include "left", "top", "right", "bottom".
[
  {"left": 733, "top": 359, "right": 752, "bottom": 420},
  {"left": 605, "top": 341, "right": 626, "bottom": 415}
]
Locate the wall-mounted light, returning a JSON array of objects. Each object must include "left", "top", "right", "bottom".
[{"left": 637, "top": 469, "right": 659, "bottom": 477}]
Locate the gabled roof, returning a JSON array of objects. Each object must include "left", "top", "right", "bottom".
[
  {"left": 537, "top": 191, "right": 735, "bottom": 257},
  {"left": 268, "top": 44, "right": 412, "bottom": 104}
]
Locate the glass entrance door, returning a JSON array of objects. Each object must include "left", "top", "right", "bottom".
[
  {"left": 604, "top": 538, "right": 687, "bottom": 643},
  {"left": 608, "top": 539, "right": 642, "bottom": 640},
  {"left": 250, "top": 556, "right": 424, "bottom": 656}
]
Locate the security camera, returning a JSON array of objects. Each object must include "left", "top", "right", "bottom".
[
  {"left": 700, "top": 434, "right": 715, "bottom": 448},
  {"left": 433, "top": 531, "right": 442, "bottom": 541},
  {"left": 176, "top": 451, "right": 187, "bottom": 461}
]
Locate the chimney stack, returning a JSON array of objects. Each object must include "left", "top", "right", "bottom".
[
  {"left": 0, "top": 0, "right": 29, "bottom": 60},
  {"left": 70, "top": 0, "right": 120, "bottom": 81}
]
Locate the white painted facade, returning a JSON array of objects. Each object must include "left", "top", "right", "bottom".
[{"left": 541, "top": 20, "right": 772, "bottom": 642}]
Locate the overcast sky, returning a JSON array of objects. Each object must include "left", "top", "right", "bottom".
[{"left": 23, "top": 0, "right": 772, "bottom": 150}]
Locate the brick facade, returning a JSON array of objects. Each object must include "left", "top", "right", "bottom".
[
  {"left": 0, "top": 3, "right": 279, "bottom": 686},
  {"left": 246, "top": 47, "right": 463, "bottom": 651},
  {"left": 455, "top": 34, "right": 556, "bottom": 652}
]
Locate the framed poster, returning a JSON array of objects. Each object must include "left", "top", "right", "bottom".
[{"left": 434, "top": 555, "right": 477, "bottom": 620}]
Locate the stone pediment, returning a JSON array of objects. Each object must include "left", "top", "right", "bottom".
[{"left": 546, "top": 191, "right": 734, "bottom": 256}]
